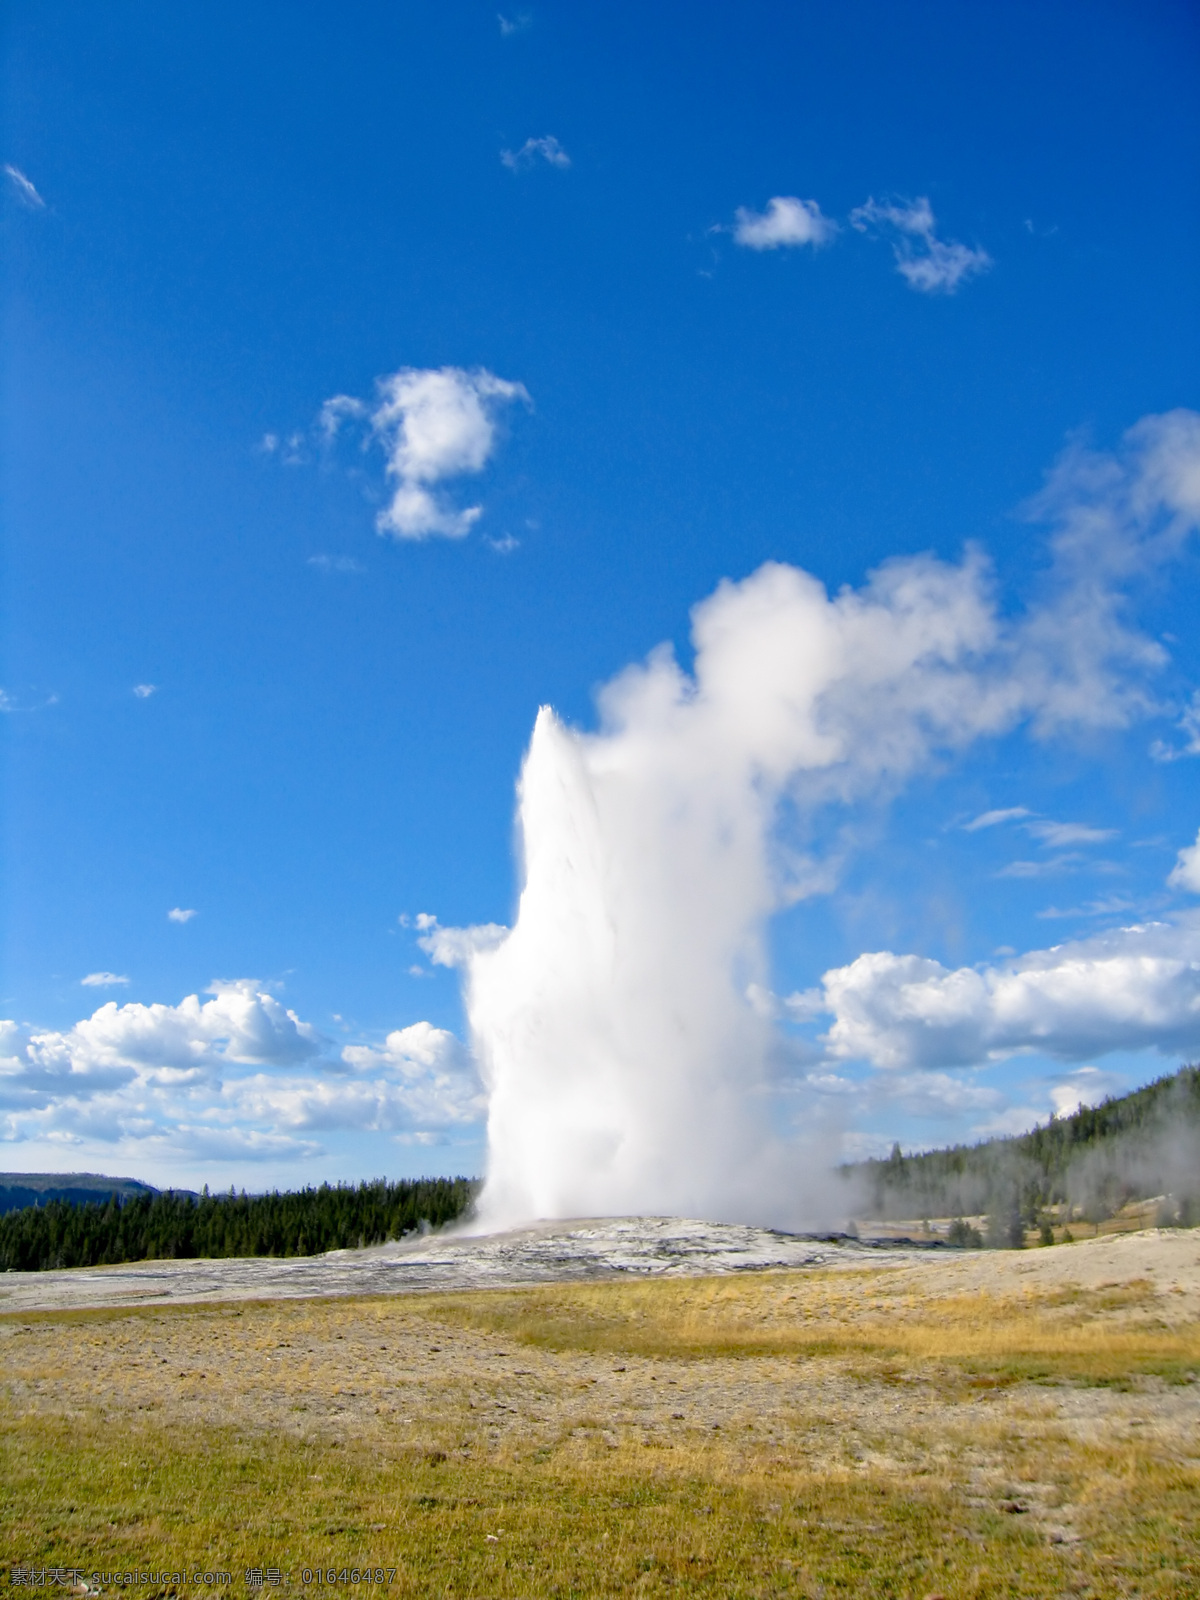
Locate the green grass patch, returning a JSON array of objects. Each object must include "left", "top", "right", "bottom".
[{"left": 4, "top": 1407, "right": 1198, "bottom": 1598}]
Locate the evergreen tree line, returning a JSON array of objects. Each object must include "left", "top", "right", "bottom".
[
  {"left": 0, "top": 1176, "right": 478, "bottom": 1272},
  {"left": 845, "top": 1064, "right": 1200, "bottom": 1239}
]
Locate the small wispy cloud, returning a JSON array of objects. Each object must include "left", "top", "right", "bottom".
[
  {"left": 1035, "top": 896, "right": 1139, "bottom": 920},
  {"left": 1026, "top": 819, "right": 1118, "bottom": 848},
  {"left": 307, "top": 554, "right": 365, "bottom": 574},
  {"left": 167, "top": 907, "right": 197, "bottom": 924},
  {"left": 962, "top": 806, "right": 1031, "bottom": 831},
  {"left": 995, "top": 856, "right": 1078, "bottom": 879},
  {"left": 1168, "top": 828, "right": 1200, "bottom": 894},
  {"left": 850, "top": 195, "right": 990, "bottom": 294},
  {"left": 1150, "top": 689, "right": 1200, "bottom": 762},
  {"left": 81, "top": 971, "right": 130, "bottom": 988},
  {"left": 259, "top": 430, "right": 307, "bottom": 466},
  {"left": 501, "top": 135, "right": 570, "bottom": 172},
  {"left": 732, "top": 196, "right": 836, "bottom": 251},
  {"left": 132, "top": 683, "right": 157, "bottom": 699},
  {"left": 498, "top": 10, "right": 531, "bottom": 34},
  {"left": 4, "top": 163, "right": 46, "bottom": 209}
]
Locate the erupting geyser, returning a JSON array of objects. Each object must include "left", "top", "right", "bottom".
[{"left": 465, "top": 555, "right": 1016, "bottom": 1230}]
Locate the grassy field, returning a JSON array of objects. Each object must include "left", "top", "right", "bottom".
[{"left": 3, "top": 1237, "right": 1199, "bottom": 1597}]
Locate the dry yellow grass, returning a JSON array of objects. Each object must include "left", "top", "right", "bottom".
[{"left": 3, "top": 1240, "right": 1199, "bottom": 1596}]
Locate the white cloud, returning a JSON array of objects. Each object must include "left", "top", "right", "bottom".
[
  {"left": 132, "top": 683, "right": 157, "bottom": 699},
  {"left": 321, "top": 366, "right": 530, "bottom": 541},
  {"left": 994, "top": 856, "right": 1078, "bottom": 879},
  {"left": 850, "top": 195, "right": 990, "bottom": 294},
  {"left": 501, "top": 136, "right": 570, "bottom": 172},
  {"left": 1034, "top": 895, "right": 1139, "bottom": 921},
  {"left": 307, "top": 554, "right": 364, "bottom": 574},
  {"left": 1048, "top": 1065, "right": 1123, "bottom": 1120},
  {"left": 1169, "top": 829, "right": 1200, "bottom": 894},
  {"left": 81, "top": 972, "right": 130, "bottom": 988},
  {"left": 963, "top": 806, "right": 1031, "bottom": 831},
  {"left": 4, "top": 164, "right": 45, "bottom": 209},
  {"left": 732, "top": 196, "right": 836, "bottom": 251},
  {"left": 167, "top": 907, "right": 197, "bottom": 923},
  {"left": 414, "top": 914, "right": 509, "bottom": 969},
  {"left": 1151, "top": 689, "right": 1200, "bottom": 762},
  {"left": 498, "top": 11, "right": 532, "bottom": 35},
  {"left": 1025, "top": 820, "right": 1118, "bottom": 848},
  {"left": 817, "top": 915, "right": 1200, "bottom": 1071},
  {"left": 0, "top": 987, "right": 482, "bottom": 1158}
]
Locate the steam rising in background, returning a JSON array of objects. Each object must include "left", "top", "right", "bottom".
[{"left": 447, "top": 412, "right": 1200, "bottom": 1229}]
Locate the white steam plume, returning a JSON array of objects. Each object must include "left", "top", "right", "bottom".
[{"left": 453, "top": 412, "right": 1200, "bottom": 1230}]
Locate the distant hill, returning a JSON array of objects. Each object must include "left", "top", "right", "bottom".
[
  {"left": 845, "top": 1064, "right": 1200, "bottom": 1231},
  {"left": 0, "top": 1172, "right": 167, "bottom": 1216}
]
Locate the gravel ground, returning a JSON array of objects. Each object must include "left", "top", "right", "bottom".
[{"left": 0, "top": 1216, "right": 934, "bottom": 1316}]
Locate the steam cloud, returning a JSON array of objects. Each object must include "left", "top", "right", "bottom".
[{"left": 447, "top": 411, "right": 1200, "bottom": 1231}]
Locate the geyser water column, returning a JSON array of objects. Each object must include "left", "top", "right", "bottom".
[{"left": 467, "top": 699, "right": 783, "bottom": 1227}]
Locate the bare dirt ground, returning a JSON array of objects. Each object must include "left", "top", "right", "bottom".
[{"left": 3, "top": 1228, "right": 1197, "bottom": 1529}]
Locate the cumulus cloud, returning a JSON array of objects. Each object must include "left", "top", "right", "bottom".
[
  {"left": 1048, "top": 1065, "right": 1124, "bottom": 1120},
  {"left": 850, "top": 195, "right": 990, "bottom": 293},
  {"left": 414, "top": 914, "right": 509, "bottom": 969},
  {"left": 732, "top": 196, "right": 836, "bottom": 251},
  {"left": 0, "top": 986, "right": 482, "bottom": 1159},
  {"left": 321, "top": 366, "right": 530, "bottom": 540},
  {"left": 817, "top": 916, "right": 1200, "bottom": 1072},
  {"left": 1169, "top": 829, "right": 1200, "bottom": 894},
  {"left": 81, "top": 972, "right": 129, "bottom": 988},
  {"left": 4, "top": 164, "right": 45, "bottom": 209},
  {"left": 167, "top": 907, "right": 197, "bottom": 923},
  {"left": 501, "top": 136, "right": 570, "bottom": 172}
]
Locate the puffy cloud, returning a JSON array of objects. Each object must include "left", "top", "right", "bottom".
[
  {"left": 1169, "top": 829, "right": 1200, "bottom": 894},
  {"left": 733, "top": 196, "right": 836, "bottom": 250},
  {"left": 133, "top": 684, "right": 157, "bottom": 698},
  {"left": 500, "top": 135, "right": 570, "bottom": 172},
  {"left": 414, "top": 915, "right": 509, "bottom": 969},
  {"left": 818, "top": 916, "right": 1200, "bottom": 1071},
  {"left": 321, "top": 366, "right": 530, "bottom": 540},
  {"left": 167, "top": 907, "right": 197, "bottom": 923},
  {"left": 1048, "top": 1065, "right": 1124, "bottom": 1120},
  {"left": 4, "top": 163, "right": 45, "bottom": 209},
  {"left": 0, "top": 986, "right": 482, "bottom": 1158},
  {"left": 81, "top": 972, "right": 129, "bottom": 988},
  {"left": 850, "top": 195, "right": 990, "bottom": 294}
]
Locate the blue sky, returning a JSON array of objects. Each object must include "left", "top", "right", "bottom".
[{"left": 2, "top": 0, "right": 1199, "bottom": 1193}]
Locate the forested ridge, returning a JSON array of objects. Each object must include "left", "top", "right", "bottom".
[
  {"left": 0, "top": 1176, "right": 477, "bottom": 1272},
  {"left": 848, "top": 1064, "right": 1200, "bottom": 1231}
]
